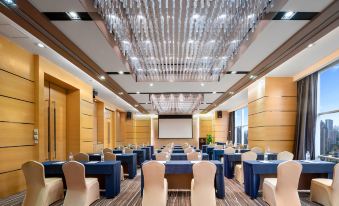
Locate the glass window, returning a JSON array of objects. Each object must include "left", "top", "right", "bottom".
[
  {"left": 316, "top": 62, "right": 339, "bottom": 159},
  {"left": 234, "top": 107, "right": 248, "bottom": 145}
]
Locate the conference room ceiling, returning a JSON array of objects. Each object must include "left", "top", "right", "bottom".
[{"left": 2, "top": 0, "right": 335, "bottom": 114}]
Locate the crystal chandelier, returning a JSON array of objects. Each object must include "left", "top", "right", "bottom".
[
  {"left": 150, "top": 93, "right": 203, "bottom": 114},
  {"left": 94, "top": 0, "right": 272, "bottom": 82}
]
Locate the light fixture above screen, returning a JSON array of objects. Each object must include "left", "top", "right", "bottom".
[
  {"left": 150, "top": 93, "right": 203, "bottom": 114},
  {"left": 94, "top": 0, "right": 273, "bottom": 82}
]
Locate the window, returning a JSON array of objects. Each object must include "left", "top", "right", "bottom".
[
  {"left": 234, "top": 107, "right": 248, "bottom": 145},
  {"left": 316, "top": 62, "right": 339, "bottom": 158}
]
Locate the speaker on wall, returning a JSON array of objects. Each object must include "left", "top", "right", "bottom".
[
  {"left": 127, "top": 112, "right": 132, "bottom": 120},
  {"left": 217, "top": 111, "right": 222, "bottom": 118},
  {"left": 93, "top": 89, "right": 98, "bottom": 98}
]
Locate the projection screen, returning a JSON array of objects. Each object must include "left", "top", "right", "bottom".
[{"left": 158, "top": 115, "right": 193, "bottom": 139}]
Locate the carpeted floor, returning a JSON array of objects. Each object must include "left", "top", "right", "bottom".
[{"left": 0, "top": 172, "right": 320, "bottom": 206}]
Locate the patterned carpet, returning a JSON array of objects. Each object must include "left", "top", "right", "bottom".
[{"left": 0, "top": 172, "right": 320, "bottom": 206}]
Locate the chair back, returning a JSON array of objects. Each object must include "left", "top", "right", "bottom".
[
  {"left": 215, "top": 145, "right": 223, "bottom": 150},
  {"left": 156, "top": 152, "right": 170, "bottom": 161},
  {"left": 277, "top": 151, "right": 294, "bottom": 160},
  {"left": 276, "top": 161, "right": 302, "bottom": 196},
  {"left": 241, "top": 151, "right": 257, "bottom": 166},
  {"left": 192, "top": 161, "right": 216, "bottom": 188},
  {"left": 224, "top": 147, "right": 235, "bottom": 154},
  {"left": 104, "top": 152, "right": 117, "bottom": 161},
  {"left": 142, "top": 161, "right": 166, "bottom": 191},
  {"left": 62, "top": 161, "right": 86, "bottom": 190},
  {"left": 251, "top": 146, "right": 263, "bottom": 153},
  {"left": 74, "top": 153, "right": 89, "bottom": 161},
  {"left": 332, "top": 163, "right": 339, "bottom": 190},
  {"left": 103, "top": 148, "right": 112, "bottom": 153},
  {"left": 184, "top": 147, "right": 194, "bottom": 153},
  {"left": 125, "top": 148, "right": 134, "bottom": 154},
  {"left": 162, "top": 147, "right": 172, "bottom": 153},
  {"left": 22, "top": 161, "right": 45, "bottom": 188},
  {"left": 187, "top": 152, "right": 200, "bottom": 161}
]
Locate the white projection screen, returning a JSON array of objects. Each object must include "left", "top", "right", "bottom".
[{"left": 158, "top": 115, "right": 193, "bottom": 139}]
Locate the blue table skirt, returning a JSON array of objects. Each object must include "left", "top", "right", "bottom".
[
  {"left": 133, "top": 149, "right": 146, "bottom": 166},
  {"left": 202, "top": 145, "right": 208, "bottom": 153},
  {"left": 141, "top": 160, "right": 225, "bottom": 198},
  {"left": 141, "top": 147, "right": 152, "bottom": 160},
  {"left": 146, "top": 145, "right": 154, "bottom": 155},
  {"left": 88, "top": 153, "right": 137, "bottom": 179},
  {"left": 243, "top": 160, "right": 336, "bottom": 199},
  {"left": 43, "top": 161, "right": 121, "bottom": 198},
  {"left": 224, "top": 153, "right": 277, "bottom": 178},
  {"left": 113, "top": 149, "right": 123, "bottom": 154},
  {"left": 151, "top": 153, "right": 209, "bottom": 160}
]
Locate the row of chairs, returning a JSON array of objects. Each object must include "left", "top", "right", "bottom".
[
  {"left": 142, "top": 161, "right": 217, "bottom": 206},
  {"left": 155, "top": 151, "right": 201, "bottom": 161},
  {"left": 22, "top": 161, "right": 99, "bottom": 206}
]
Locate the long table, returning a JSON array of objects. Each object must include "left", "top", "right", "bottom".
[
  {"left": 151, "top": 153, "right": 209, "bottom": 160},
  {"left": 243, "top": 160, "right": 335, "bottom": 199},
  {"left": 43, "top": 161, "right": 121, "bottom": 198},
  {"left": 141, "top": 147, "right": 152, "bottom": 160},
  {"left": 133, "top": 149, "right": 146, "bottom": 166},
  {"left": 213, "top": 149, "right": 251, "bottom": 161},
  {"left": 224, "top": 153, "right": 277, "bottom": 178},
  {"left": 146, "top": 145, "right": 154, "bottom": 155},
  {"left": 88, "top": 153, "right": 137, "bottom": 179},
  {"left": 141, "top": 160, "right": 225, "bottom": 198}
]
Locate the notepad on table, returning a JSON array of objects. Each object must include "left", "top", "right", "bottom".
[
  {"left": 87, "top": 161, "right": 99, "bottom": 164},
  {"left": 259, "top": 160, "right": 271, "bottom": 163},
  {"left": 157, "top": 161, "right": 166, "bottom": 164},
  {"left": 52, "top": 161, "right": 65, "bottom": 164},
  {"left": 191, "top": 161, "right": 201, "bottom": 164}
]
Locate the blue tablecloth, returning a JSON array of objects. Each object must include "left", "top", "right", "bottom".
[
  {"left": 213, "top": 149, "right": 224, "bottom": 160},
  {"left": 151, "top": 153, "right": 209, "bottom": 160},
  {"left": 206, "top": 147, "right": 215, "bottom": 160},
  {"left": 43, "top": 161, "right": 121, "bottom": 198},
  {"left": 141, "top": 160, "right": 225, "bottom": 198},
  {"left": 216, "top": 142, "right": 226, "bottom": 145},
  {"left": 202, "top": 145, "right": 208, "bottom": 153},
  {"left": 113, "top": 149, "right": 123, "bottom": 154},
  {"left": 147, "top": 145, "right": 154, "bottom": 155},
  {"left": 172, "top": 149, "right": 185, "bottom": 153},
  {"left": 88, "top": 153, "right": 137, "bottom": 179},
  {"left": 141, "top": 147, "right": 151, "bottom": 160},
  {"left": 133, "top": 149, "right": 146, "bottom": 166},
  {"left": 243, "top": 160, "right": 335, "bottom": 199},
  {"left": 223, "top": 153, "right": 277, "bottom": 178}
]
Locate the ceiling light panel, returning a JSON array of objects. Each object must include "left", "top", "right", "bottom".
[{"left": 94, "top": 0, "right": 272, "bottom": 82}]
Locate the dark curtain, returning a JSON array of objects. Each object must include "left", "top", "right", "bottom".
[
  {"left": 228, "top": 111, "right": 235, "bottom": 143},
  {"left": 294, "top": 72, "right": 318, "bottom": 160}
]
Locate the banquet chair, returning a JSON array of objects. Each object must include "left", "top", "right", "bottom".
[
  {"left": 62, "top": 161, "right": 100, "bottom": 206},
  {"left": 22, "top": 161, "right": 64, "bottom": 206},
  {"left": 277, "top": 151, "right": 294, "bottom": 161},
  {"left": 184, "top": 147, "right": 194, "bottom": 153},
  {"left": 156, "top": 152, "right": 170, "bottom": 161},
  {"left": 103, "top": 148, "right": 112, "bottom": 153},
  {"left": 162, "top": 147, "right": 172, "bottom": 153},
  {"left": 220, "top": 147, "right": 236, "bottom": 163},
  {"left": 215, "top": 145, "right": 223, "bottom": 150},
  {"left": 142, "top": 161, "right": 168, "bottom": 206},
  {"left": 182, "top": 143, "right": 190, "bottom": 149},
  {"left": 74, "top": 153, "right": 89, "bottom": 161},
  {"left": 191, "top": 161, "right": 217, "bottom": 206},
  {"left": 124, "top": 148, "right": 134, "bottom": 154},
  {"left": 187, "top": 152, "right": 200, "bottom": 161},
  {"left": 251, "top": 146, "right": 263, "bottom": 153},
  {"left": 263, "top": 160, "right": 302, "bottom": 206},
  {"left": 104, "top": 152, "right": 125, "bottom": 181},
  {"left": 234, "top": 151, "right": 257, "bottom": 184},
  {"left": 310, "top": 163, "right": 339, "bottom": 206}
]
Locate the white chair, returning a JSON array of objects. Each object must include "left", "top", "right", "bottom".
[
  {"left": 234, "top": 151, "right": 257, "bottom": 184},
  {"left": 263, "top": 160, "right": 302, "bottom": 206},
  {"left": 62, "top": 161, "right": 100, "bottom": 206},
  {"left": 224, "top": 147, "right": 236, "bottom": 154},
  {"left": 104, "top": 152, "right": 124, "bottom": 181},
  {"left": 310, "top": 163, "right": 339, "bottom": 206},
  {"left": 251, "top": 146, "right": 263, "bottom": 153},
  {"left": 74, "top": 153, "right": 89, "bottom": 161},
  {"left": 187, "top": 152, "right": 200, "bottom": 161},
  {"left": 162, "top": 147, "right": 172, "bottom": 153},
  {"left": 103, "top": 148, "right": 112, "bottom": 153},
  {"left": 214, "top": 145, "right": 223, "bottom": 150},
  {"left": 184, "top": 147, "right": 194, "bottom": 153},
  {"left": 142, "top": 161, "right": 168, "bottom": 206},
  {"left": 124, "top": 148, "right": 134, "bottom": 154},
  {"left": 191, "top": 161, "right": 217, "bottom": 206},
  {"left": 277, "top": 151, "right": 294, "bottom": 160},
  {"left": 22, "top": 161, "right": 64, "bottom": 206},
  {"left": 156, "top": 152, "right": 170, "bottom": 161}
]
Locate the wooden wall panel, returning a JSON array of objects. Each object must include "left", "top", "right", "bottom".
[
  {"left": 0, "top": 122, "right": 34, "bottom": 147},
  {"left": 248, "top": 126, "right": 295, "bottom": 141},
  {"left": 248, "top": 97, "right": 297, "bottom": 115},
  {"left": 265, "top": 77, "right": 297, "bottom": 97},
  {"left": 0, "top": 146, "right": 35, "bottom": 173},
  {"left": 0, "top": 170, "right": 26, "bottom": 198},
  {"left": 0, "top": 97, "right": 34, "bottom": 123},
  {"left": 248, "top": 79, "right": 265, "bottom": 102},
  {"left": 81, "top": 141, "right": 94, "bottom": 153},
  {"left": 0, "top": 70, "right": 34, "bottom": 102},
  {"left": 248, "top": 112, "right": 296, "bottom": 127},
  {"left": 81, "top": 114, "right": 93, "bottom": 129},
  {"left": 80, "top": 99, "right": 93, "bottom": 116},
  {"left": 248, "top": 140, "right": 294, "bottom": 153},
  {"left": 81, "top": 128, "right": 93, "bottom": 141}
]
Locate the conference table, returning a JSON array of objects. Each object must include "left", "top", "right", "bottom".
[
  {"left": 141, "top": 160, "right": 225, "bottom": 198},
  {"left": 224, "top": 153, "right": 277, "bottom": 178},
  {"left": 156, "top": 148, "right": 201, "bottom": 154},
  {"left": 141, "top": 147, "right": 152, "bottom": 160},
  {"left": 146, "top": 145, "right": 154, "bottom": 155},
  {"left": 151, "top": 153, "right": 209, "bottom": 160},
  {"left": 132, "top": 149, "right": 146, "bottom": 166},
  {"left": 43, "top": 161, "right": 121, "bottom": 198},
  {"left": 243, "top": 160, "right": 336, "bottom": 199},
  {"left": 213, "top": 149, "right": 251, "bottom": 161},
  {"left": 88, "top": 153, "right": 137, "bottom": 179}
]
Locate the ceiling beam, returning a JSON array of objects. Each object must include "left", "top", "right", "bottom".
[{"left": 203, "top": 0, "right": 339, "bottom": 113}]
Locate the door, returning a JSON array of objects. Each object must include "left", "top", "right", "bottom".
[{"left": 44, "top": 81, "right": 67, "bottom": 160}]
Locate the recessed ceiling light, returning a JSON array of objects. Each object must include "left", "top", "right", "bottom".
[
  {"left": 99, "top": 75, "right": 105, "bottom": 80},
  {"left": 36, "top": 43, "right": 45, "bottom": 48},
  {"left": 118, "top": 92, "right": 123, "bottom": 95},
  {"left": 145, "top": 102, "right": 148, "bottom": 104},
  {"left": 281, "top": 11, "right": 296, "bottom": 20},
  {"left": 136, "top": 91, "right": 140, "bottom": 94},
  {"left": 134, "top": 104, "right": 139, "bottom": 107},
  {"left": 231, "top": 71, "right": 237, "bottom": 74},
  {"left": 249, "top": 75, "right": 257, "bottom": 80},
  {"left": 212, "top": 91, "right": 217, "bottom": 94},
  {"left": 229, "top": 91, "right": 234, "bottom": 95},
  {"left": 66, "top": 11, "right": 80, "bottom": 20},
  {"left": 3, "top": 0, "right": 15, "bottom": 5},
  {"left": 307, "top": 43, "right": 314, "bottom": 48},
  {"left": 118, "top": 71, "right": 124, "bottom": 74},
  {"left": 149, "top": 83, "right": 154, "bottom": 87},
  {"left": 200, "top": 83, "right": 205, "bottom": 87}
]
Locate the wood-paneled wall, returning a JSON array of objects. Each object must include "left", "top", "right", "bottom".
[
  {"left": 248, "top": 77, "right": 297, "bottom": 152},
  {"left": 199, "top": 112, "right": 229, "bottom": 143}
]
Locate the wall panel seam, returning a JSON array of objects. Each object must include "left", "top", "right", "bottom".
[
  {"left": 0, "top": 95, "right": 34, "bottom": 104},
  {"left": 0, "top": 68, "right": 34, "bottom": 82}
]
